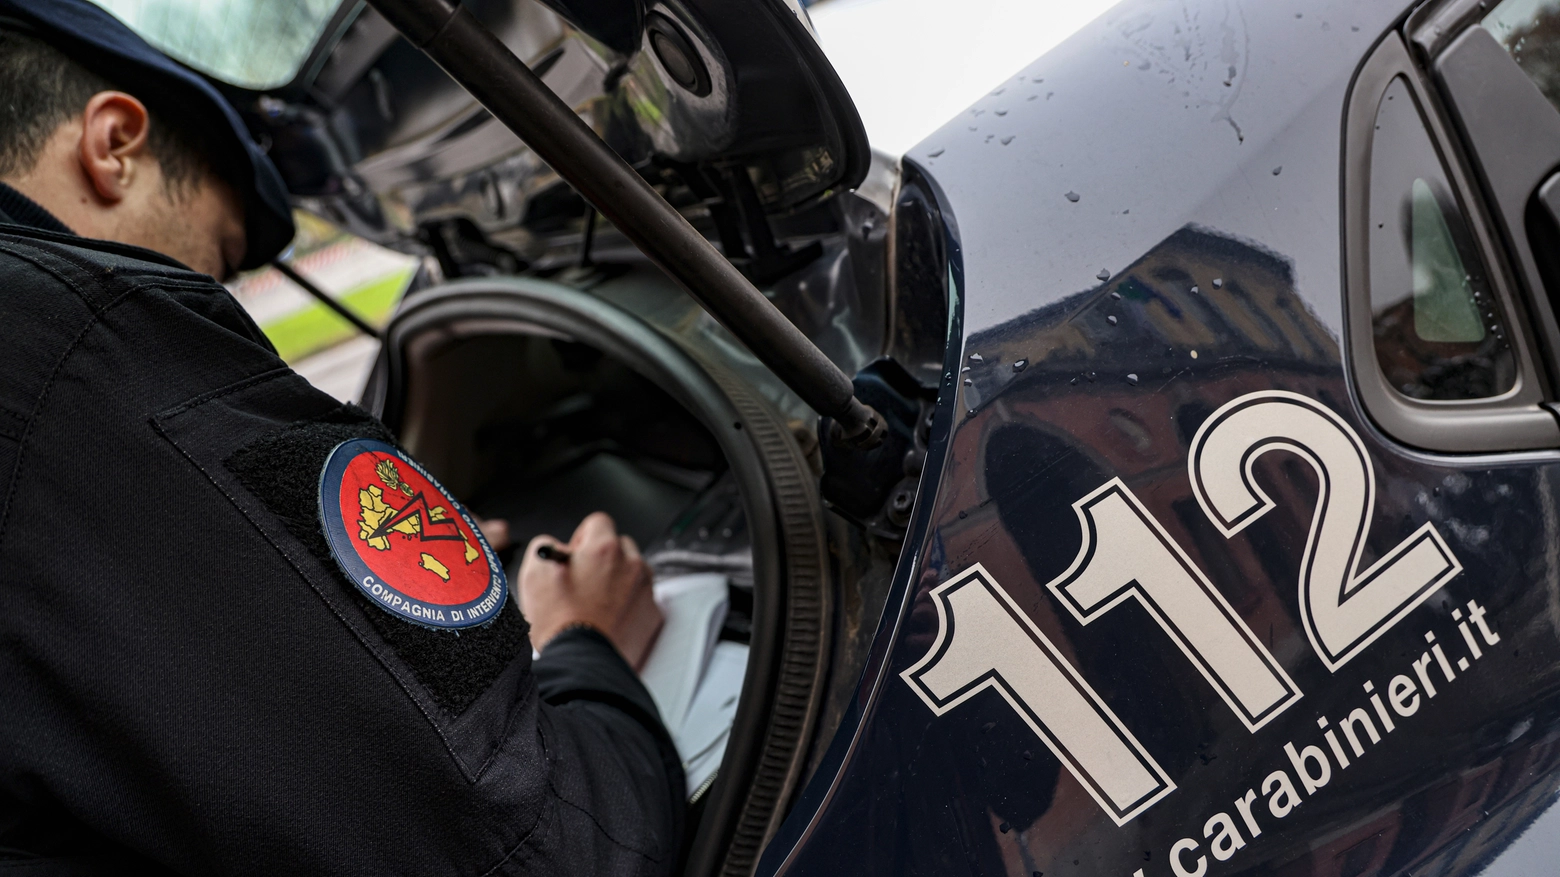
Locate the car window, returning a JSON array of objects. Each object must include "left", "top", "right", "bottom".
[
  {"left": 1368, "top": 76, "right": 1516, "bottom": 400},
  {"left": 89, "top": 0, "right": 342, "bottom": 90},
  {"left": 1484, "top": 0, "right": 1560, "bottom": 115}
]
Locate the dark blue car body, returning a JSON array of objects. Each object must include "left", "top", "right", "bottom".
[{"left": 761, "top": 1, "right": 1560, "bottom": 874}]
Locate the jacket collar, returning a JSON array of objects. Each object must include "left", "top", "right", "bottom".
[{"left": 0, "top": 182, "right": 73, "bottom": 235}]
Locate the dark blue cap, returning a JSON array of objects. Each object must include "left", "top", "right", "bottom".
[{"left": 0, "top": 0, "right": 296, "bottom": 270}]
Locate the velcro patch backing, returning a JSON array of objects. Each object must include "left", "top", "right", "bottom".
[{"left": 224, "top": 404, "right": 527, "bottom": 716}]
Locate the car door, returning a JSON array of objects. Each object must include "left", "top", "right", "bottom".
[{"left": 759, "top": 0, "right": 1560, "bottom": 874}]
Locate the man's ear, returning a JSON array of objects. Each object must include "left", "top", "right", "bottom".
[{"left": 77, "top": 92, "right": 152, "bottom": 205}]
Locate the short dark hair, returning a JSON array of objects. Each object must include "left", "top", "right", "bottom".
[{"left": 0, "top": 28, "right": 212, "bottom": 194}]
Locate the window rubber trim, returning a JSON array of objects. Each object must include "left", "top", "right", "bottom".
[{"left": 1342, "top": 31, "right": 1560, "bottom": 452}]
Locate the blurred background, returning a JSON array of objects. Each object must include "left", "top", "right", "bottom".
[{"left": 194, "top": 0, "right": 1120, "bottom": 401}]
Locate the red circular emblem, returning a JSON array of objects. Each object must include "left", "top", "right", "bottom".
[{"left": 319, "top": 439, "right": 506, "bottom": 628}]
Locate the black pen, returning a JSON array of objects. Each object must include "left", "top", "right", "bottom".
[{"left": 536, "top": 544, "right": 571, "bottom": 563}]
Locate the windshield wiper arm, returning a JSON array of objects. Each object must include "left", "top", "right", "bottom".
[{"left": 364, "top": 0, "right": 885, "bottom": 448}]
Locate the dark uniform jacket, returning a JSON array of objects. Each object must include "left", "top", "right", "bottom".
[{"left": 0, "top": 190, "right": 684, "bottom": 875}]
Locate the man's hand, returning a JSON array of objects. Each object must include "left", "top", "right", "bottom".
[{"left": 518, "top": 512, "right": 663, "bottom": 670}]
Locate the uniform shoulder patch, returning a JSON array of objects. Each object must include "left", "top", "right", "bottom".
[{"left": 319, "top": 438, "right": 507, "bottom": 629}]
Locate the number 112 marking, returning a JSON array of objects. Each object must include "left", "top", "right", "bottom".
[{"left": 902, "top": 390, "right": 1462, "bottom": 824}]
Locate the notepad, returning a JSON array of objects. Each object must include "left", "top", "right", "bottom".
[{"left": 637, "top": 573, "right": 749, "bottom": 797}]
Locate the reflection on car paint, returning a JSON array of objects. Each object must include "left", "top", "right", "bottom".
[{"left": 776, "top": 224, "right": 1560, "bottom": 876}]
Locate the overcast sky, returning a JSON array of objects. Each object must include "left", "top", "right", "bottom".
[{"left": 808, "top": 0, "right": 1124, "bottom": 156}]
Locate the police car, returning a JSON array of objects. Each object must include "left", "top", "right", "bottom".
[{"left": 103, "top": 0, "right": 1560, "bottom": 872}]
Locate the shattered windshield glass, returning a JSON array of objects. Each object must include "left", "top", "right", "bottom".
[{"left": 90, "top": 0, "right": 344, "bottom": 90}]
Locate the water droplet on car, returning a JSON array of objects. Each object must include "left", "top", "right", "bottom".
[
  {"left": 1212, "top": 277, "right": 1223, "bottom": 288},
  {"left": 1065, "top": 191, "right": 1081, "bottom": 202},
  {"left": 1070, "top": 376, "right": 1079, "bottom": 385},
  {"left": 1107, "top": 315, "right": 1119, "bottom": 325},
  {"left": 963, "top": 378, "right": 973, "bottom": 385},
  {"left": 959, "top": 509, "right": 968, "bottom": 519},
  {"left": 1351, "top": 25, "right": 1360, "bottom": 31},
  {"left": 928, "top": 147, "right": 945, "bottom": 157},
  {"left": 981, "top": 721, "right": 996, "bottom": 732},
  {"left": 1001, "top": 136, "right": 1014, "bottom": 145},
  {"left": 1013, "top": 359, "right": 1028, "bottom": 371},
  {"left": 961, "top": 366, "right": 971, "bottom": 373},
  {"left": 1000, "top": 822, "right": 1011, "bottom": 833},
  {"left": 1190, "top": 285, "right": 1199, "bottom": 294},
  {"left": 1088, "top": 371, "right": 1097, "bottom": 381},
  {"left": 1110, "top": 291, "right": 1122, "bottom": 300},
  {"left": 1097, "top": 268, "right": 1111, "bottom": 281},
  {"left": 1272, "top": 166, "right": 1282, "bottom": 175},
  {"left": 1022, "top": 749, "right": 1033, "bottom": 759},
  {"left": 995, "top": 109, "right": 1007, "bottom": 116},
  {"left": 1126, "top": 373, "right": 1139, "bottom": 385},
  {"left": 969, "top": 353, "right": 983, "bottom": 362}
]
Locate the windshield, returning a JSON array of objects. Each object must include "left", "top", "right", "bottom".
[{"left": 89, "top": 0, "right": 344, "bottom": 90}]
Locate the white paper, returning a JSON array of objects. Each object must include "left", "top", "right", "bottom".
[
  {"left": 678, "top": 641, "right": 749, "bottom": 795},
  {"left": 638, "top": 573, "right": 729, "bottom": 733}
]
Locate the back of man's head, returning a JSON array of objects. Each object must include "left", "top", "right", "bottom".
[
  {"left": 0, "top": 0, "right": 296, "bottom": 276},
  {"left": 0, "top": 29, "right": 213, "bottom": 197},
  {"left": 0, "top": 25, "right": 256, "bottom": 278}
]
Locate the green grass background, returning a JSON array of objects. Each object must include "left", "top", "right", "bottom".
[{"left": 262, "top": 267, "right": 413, "bottom": 363}]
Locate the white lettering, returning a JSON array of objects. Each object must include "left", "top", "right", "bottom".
[
  {"left": 1233, "top": 789, "right": 1261, "bottom": 838},
  {"left": 1339, "top": 707, "right": 1380, "bottom": 756},
  {"left": 1284, "top": 741, "right": 1330, "bottom": 794},
  {"left": 1203, "top": 811, "right": 1245, "bottom": 861},
  {"left": 1389, "top": 674, "right": 1420, "bottom": 716},
  {"left": 1262, "top": 769, "right": 1301, "bottom": 818},
  {"left": 1170, "top": 838, "right": 1207, "bottom": 877}
]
